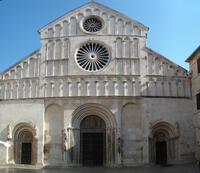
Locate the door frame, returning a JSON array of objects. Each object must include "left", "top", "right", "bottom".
[
  {"left": 155, "top": 141, "right": 167, "bottom": 164},
  {"left": 21, "top": 142, "right": 32, "bottom": 164},
  {"left": 81, "top": 132, "right": 105, "bottom": 166}
]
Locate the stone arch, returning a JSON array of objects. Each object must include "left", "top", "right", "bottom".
[
  {"left": 80, "top": 115, "right": 106, "bottom": 130},
  {"left": 11, "top": 121, "right": 35, "bottom": 135},
  {"left": 16, "top": 65, "right": 22, "bottom": 79},
  {"left": 10, "top": 69, "right": 16, "bottom": 79},
  {"left": 55, "top": 39, "right": 62, "bottom": 60},
  {"left": 101, "top": 12, "right": 108, "bottom": 33},
  {"left": 22, "top": 61, "right": 28, "bottom": 78},
  {"left": 116, "top": 37, "right": 123, "bottom": 58},
  {"left": 109, "top": 15, "right": 115, "bottom": 34},
  {"left": 133, "top": 38, "right": 139, "bottom": 58},
  {"left": 149, "top": 121, "right": 176, "bottom": 164},
  {"left": 48, "top": 28, "right": 54, "bottom": 37},
  {"left": 44, "top": 104, "right": 64, "bottom": 164},
  {"left": 94, "top": 8, "right": 100, "bottom": 15},
  {"left": 29, "top": 58, "right": 35, "bottom": 77},
  {"left": 63, "top": 20, "right": 69, "bottom": 36},
  {"left": 117, "top": 18, "right": 124, "bottom": 35},
  {"left": 122, "top": 102, "right": 141, "bottom": 128},
  {"left": 124, "top": 37, "right": 131, "bottom": 58},
  {"left": 68, "top": 103, "right": 118, "bottom": 167},
  {"left": 55, "top": 24, "right": 62, "bottom": 37},
  {"left": 125, "top": 22, "right": 132, "bottom": 35},
  {"left": 47, "top": 40, "right": 55, "bottom": 62},
  {"left": 152, "top": 122, "right": 175, "bottom": 138},
  {"left": 13, "top": 122, "right": 37, "bottom": 165},
  {"left": 70, "top": 16, "right": 77, "bottom": 35},
  {"left": 85, "top": 8, "right": 92, "bottom": 16},
  {"left": 71, "top": 103, "right": 117, "bottom": 129}
]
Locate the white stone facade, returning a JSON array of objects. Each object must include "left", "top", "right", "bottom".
[{"left": 0, "top": 1, "right": 195, "bottom": 167}]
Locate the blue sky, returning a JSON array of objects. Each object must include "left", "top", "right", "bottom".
[{"left": 0, "top": 0, "right": 200, "bottom": 72}]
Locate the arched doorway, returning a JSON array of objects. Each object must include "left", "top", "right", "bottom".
[
  {"left": 69, "top": 103, "right": 118, "bottom": 167},
  {"left": 80, "top": 115, "right": 106, "bottom": 166},
  {"left": 14, "top": 124, "right": 36, "bottom": 165},
  {"left": 149, "top": 122, "right": 176, "bottom": 165}
]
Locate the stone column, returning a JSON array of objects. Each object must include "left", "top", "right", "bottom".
[
  {"left": 116, "top": 128, "right": 122, "bottom": 166},
  {"left": 167, "top": 137, "right": 176, "bottom": 163},
  {"left": 63, "top": 129, "right": 69, "bottom": 163},
  {"left": 106, "top": 127, "right": 111, "bottom": 166},
  {"left": 7, "top": 140, "right": 14, "bottom": 164},
  {"left": 66, "top": 128, "right": 80, "bottom": 166},
  {"left": 135, "top": 79, "right": 141, "bottom": 96},
  {"left": 106, "top": 127, "right": 116, "bottom": 166},
  {"left": 74, "top": 128, "right": 80, "bottom": 165},
  {"left": 7, "top": 125, "right": 14, "bottom": 164},
  {"left": 143, "top": 137, "right": 150, "bottom": 164},
  {"left": 64, "top": 128, "right": 72, "bottom": 164}
]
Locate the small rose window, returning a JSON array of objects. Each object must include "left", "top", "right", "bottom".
[{"left": 82, "top": 16, "right": 103, "bottom": 33}]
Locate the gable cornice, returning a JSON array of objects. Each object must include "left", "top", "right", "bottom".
[
  {"left": 0, "top": 48, "right": 41, "bottom": 75},
  {"left": 144, "top": 47, "right": 187, "bottom": 72},
  {"left": 185, "top": 45, "right": 200, "bottom": 62},
  {"left": 38, "top": 1, "right": 149, "bottom": 33}
]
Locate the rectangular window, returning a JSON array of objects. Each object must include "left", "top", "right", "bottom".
[
  {"left": 197, "top": 93, "right": 200, "bottom": 110},
  {"left": 197, "top": 58, "right": 200, "bottom": 73}
]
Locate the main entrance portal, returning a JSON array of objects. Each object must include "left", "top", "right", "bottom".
[{"left": 80, "top": 115, "right": 106, "bottom": 166}]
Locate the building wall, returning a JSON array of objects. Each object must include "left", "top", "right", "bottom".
[
  {"left": 121, "top": 97, "right": 194, "bottom": 166},
  {"left": 142, "top": 97, "right": 195, "bottom": 163},
  {"left": 188, "top": 50, "right": 200, "bottom": 160},
  {"left": 43, "top": 97, "right": 194, "bottom": 166},
  {"left": 0, "top": 1, "right": 195, "bottom": 167},
  {"left": 190, "top": 54, "right": 200, "bottom": 127},
  {"left": 0, "top": 99, "right": 44, "bottom": 165},
  {"left": 0, "top": 97, "right": 195, "bottom": 166}
]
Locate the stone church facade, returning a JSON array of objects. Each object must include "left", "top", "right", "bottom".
[{"left": 0, "top": 1, "right": 195, "bottom": 167}]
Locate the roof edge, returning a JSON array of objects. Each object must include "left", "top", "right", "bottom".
[
  {"left": 0, "top": 48, "right": 41, "bottom": 75},
  {"left": 145, "top": 47, "right": 188, "bottom": 72},
  {"left": 185, "top": 45, "right": 200, "bottom": 62}
]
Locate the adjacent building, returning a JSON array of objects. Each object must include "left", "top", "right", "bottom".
[
  {"left": 186, "top": 46, "right": 200, "bottom": 160},
  {"left": 0, "top": 1, "right": 195, "bottom": 167}
]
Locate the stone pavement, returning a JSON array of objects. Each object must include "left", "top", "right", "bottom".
[{"left": 0, "top": 164, "right": 198, "bottom": 173}]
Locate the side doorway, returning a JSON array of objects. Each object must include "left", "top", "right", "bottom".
[
  {"left": 14, "top": 125, "right": 36, "bottom": 165},
  {"left": 149, "top": 122, "right": 176, "bottom": 165}
]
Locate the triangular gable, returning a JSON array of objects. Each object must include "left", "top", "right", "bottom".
[{"left": 38, "top": 1, "right": 149, "bottom": 33}]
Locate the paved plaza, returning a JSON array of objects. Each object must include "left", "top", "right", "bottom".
[{"left": 0, "top": 164, "right": 199, "bottom": 173}]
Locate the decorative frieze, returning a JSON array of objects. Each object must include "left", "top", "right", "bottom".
[
  {"left": 0, "top": 79, "right": 39, "bottom": 100},
  {"left": 115, "top": 37, "right": 139, "bottom": 59},
  {"left": 42, "top": 76, "right": 141, "bottom": 98}
]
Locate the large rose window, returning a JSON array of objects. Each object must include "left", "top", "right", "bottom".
[{"left": 76, "top": 42, "right": 110, "bottom": 72}]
